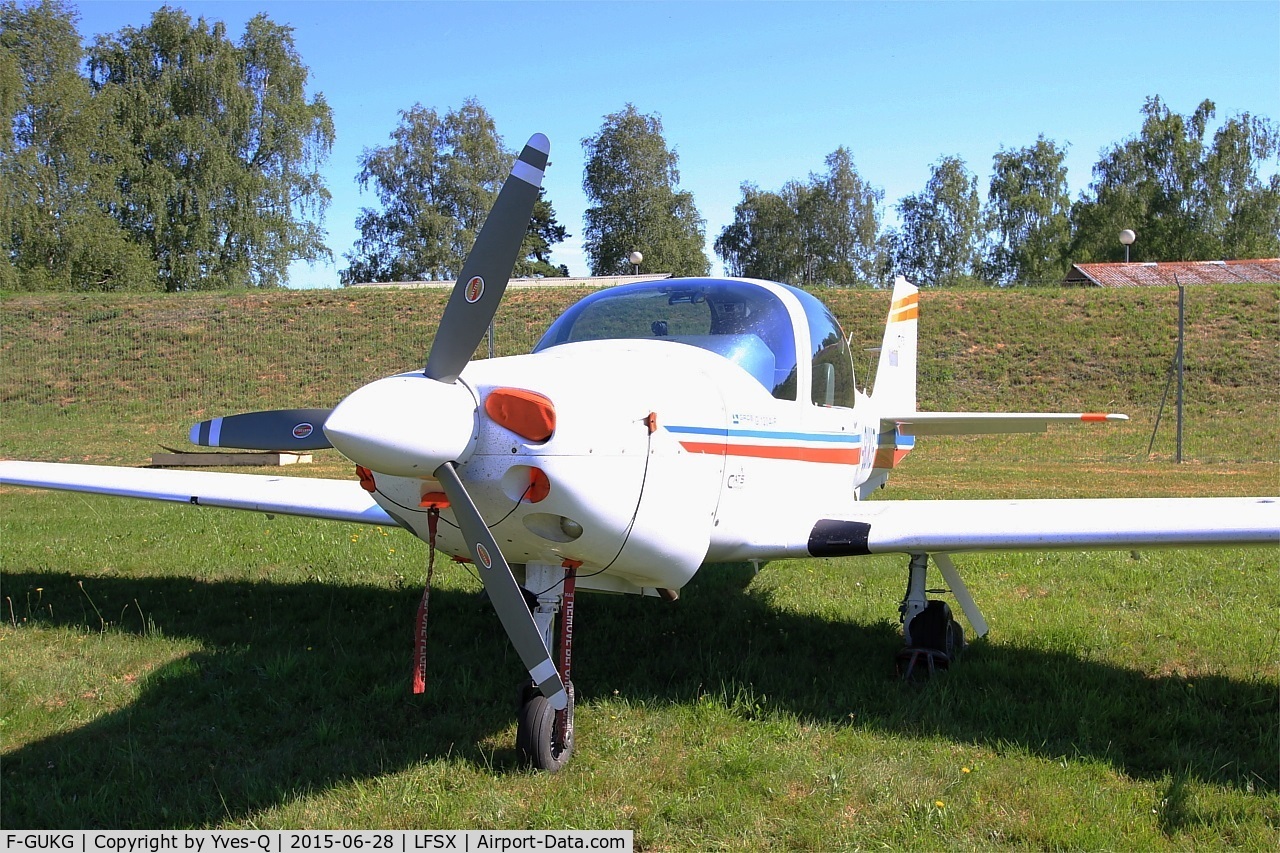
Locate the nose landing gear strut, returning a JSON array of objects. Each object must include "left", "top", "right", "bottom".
[{"left": 516, "top": 561, "right": 578, "bottom": 771}]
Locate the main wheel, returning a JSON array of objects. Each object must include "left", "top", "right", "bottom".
[
  {"left": 947, "top": 616, "right": 965, "bottom": 663},
  {"left": 516, "top": 680, "right": 574, "bottom": 771},
  {"left": 897, "top": 601, "right": 963, "bottom": 679},
  {"left": 906, "top": 600, "right": 955, "bottom": 653}
]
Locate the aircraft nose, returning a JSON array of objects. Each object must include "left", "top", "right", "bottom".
[{"left": 323, "top": 373, "right": 478, "bottom": 477}]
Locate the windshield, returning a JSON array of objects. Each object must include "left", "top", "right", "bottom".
[{"left": 534, "top": 279, "right": 799, "bottom": 399}]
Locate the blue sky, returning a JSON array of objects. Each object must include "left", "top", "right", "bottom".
[{"left": 72, "top": 1, "right": 1280, "bottom": 286}]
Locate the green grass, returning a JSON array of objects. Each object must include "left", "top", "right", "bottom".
[
  {"left": 2, "top": 493, "right": 1276, "bottom": 845},
  {"left": 2, "top": 284, "right": 1278, "bottom": 843}
]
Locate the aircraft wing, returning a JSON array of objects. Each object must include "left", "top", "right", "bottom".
[
  {"left": 0, "top": 461, "right": 396, "bottom": 527},
  {"left": 806, "top": 497, "right": 1278, "bottom": 556},
  {"left": 884, "top": 412, "right": 1129, "bottom": 436}
]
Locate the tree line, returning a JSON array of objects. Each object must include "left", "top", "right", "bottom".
[
  {"left": 719, "top": 98, "right": 1280, "bottom": 287},
  {"left": 4, "top": 1, "right": 1278, "bottom": 292},
  {"left": 3, "top": 0, "right": 333, "bottom": 291}
]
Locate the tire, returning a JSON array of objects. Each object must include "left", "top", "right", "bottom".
[
  {"left": 907, "top": 600, "right": 953, "bottom": 652},
  {"left": 516, "top": 681, "right": 574, "bottom": 772},
  {"left": 948, "top": 617, "right": 965, "bottom": 662}
]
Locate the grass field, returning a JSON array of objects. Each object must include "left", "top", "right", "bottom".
[{"left": 2, "top": 284, "right": 1278, "bottom": 846}]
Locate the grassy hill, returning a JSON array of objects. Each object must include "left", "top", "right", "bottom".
[{"left": 2, "top": 283, "right": 1275, "bottom": 491}]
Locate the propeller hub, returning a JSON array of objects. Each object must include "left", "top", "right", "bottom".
[{"left": 324, "top": 373, "right": 478, "bottom": 478}]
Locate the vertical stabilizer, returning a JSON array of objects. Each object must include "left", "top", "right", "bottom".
[
  {"left": 859, "top": 276, "right": 920, "bottom": 497},
  {"left": 871, "top": 276, "right": 918, "bottom": 414}
]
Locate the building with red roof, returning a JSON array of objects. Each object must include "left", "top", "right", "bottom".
[{"left": 1064, "top": 259, "right": 1280, "bottom": 287}]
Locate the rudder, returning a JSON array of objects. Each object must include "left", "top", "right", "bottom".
[{"left": 871, "top": 276, "right": 918, "bottom": 414}]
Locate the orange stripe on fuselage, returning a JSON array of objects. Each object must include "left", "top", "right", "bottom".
[{"left": 680, "top": 441, "right": 861, "bottom": 465}]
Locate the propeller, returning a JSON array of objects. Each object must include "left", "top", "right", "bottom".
[
  {"left": 425, "top": 133, "right": 550, "bottom": 383},
  {"left": 325, "top": 133, "right": 566, "bottom": 707},
  {"left": 190, "top": 408, "right": 333, "bottom": 451},
  {"left": 436, "top": 462, "right": 567, "bottom": 709}
]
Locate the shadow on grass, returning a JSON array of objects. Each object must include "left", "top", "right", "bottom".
[{"left": 2, "top": 563, "right": 1275, "bottom": 828}]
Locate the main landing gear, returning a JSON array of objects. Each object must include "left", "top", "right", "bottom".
[
  {"left": 515, "top": 561, "right": 578, "bottom": 771},
  {"left": 896, "top": 552, "right": 989, "bottom": 679}
]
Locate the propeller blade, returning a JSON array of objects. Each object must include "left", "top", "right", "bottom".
[
  {"left": 434, "top": 461, "right": 567, "bottom": 710},
  {"left": 424, "top": 133, "right": 550, "bottom": 383},
  {"left": 190, "top": 408, "right": 333, "bottom": 451}
]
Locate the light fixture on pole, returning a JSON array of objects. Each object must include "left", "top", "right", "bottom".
[
  {"left": 628, "top": 251, "right": 643, "bottom": 276},
  {"left": 1119, "top": 229, "right": 1136, "bottom": 263}
]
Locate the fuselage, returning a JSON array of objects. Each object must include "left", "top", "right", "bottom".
[{"left": 343, "top": 278, "right": 897, "bottom": 595}]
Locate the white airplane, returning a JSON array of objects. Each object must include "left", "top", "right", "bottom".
[{"left": 2, "top": 134, "right": 1276, "bottom": 771}]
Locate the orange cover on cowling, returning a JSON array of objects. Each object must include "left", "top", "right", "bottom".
[{"left": 484, "top": 387, "right": 556, "bottom": 442}]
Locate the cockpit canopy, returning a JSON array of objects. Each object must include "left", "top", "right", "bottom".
[{"left": 534, "top": 278, "right": 856, "bottom": 408}]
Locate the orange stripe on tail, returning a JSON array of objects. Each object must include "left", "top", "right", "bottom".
[{"left": 888, "top": 293, "right": 920, "bottom": 323}]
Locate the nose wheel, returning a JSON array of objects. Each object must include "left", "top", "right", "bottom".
[{"left": 517, "top": 680, "right": 574, "bottom": 771}]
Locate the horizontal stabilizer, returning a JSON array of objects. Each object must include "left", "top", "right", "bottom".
[
  {"left": 884, "top": 412, "right": 1128, "bottom": 437},
  {"left": 191, "top": 408, "right": 333, "bottom": 451},
  {"left": 0, "top": 461, "right": 393, "bottom": 526}
]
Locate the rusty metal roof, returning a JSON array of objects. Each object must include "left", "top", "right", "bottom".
[{"left": 1064, "top": 259, "right": 1280, "bottom": 287}]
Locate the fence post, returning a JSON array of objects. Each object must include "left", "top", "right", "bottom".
[
  {"left": 1146, "top": 278, "right": 1187, "bottom": 462},
  {"left": 1175, "top": 279, "right": 1185, "bottom": 464}
]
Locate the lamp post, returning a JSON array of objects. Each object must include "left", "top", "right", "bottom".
[
  {"left": 1119, "top": 229, "right": 1136, "bottom": 263},
  {"left": 628, "top": 251, "right": 643, "bottom": 276}
]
